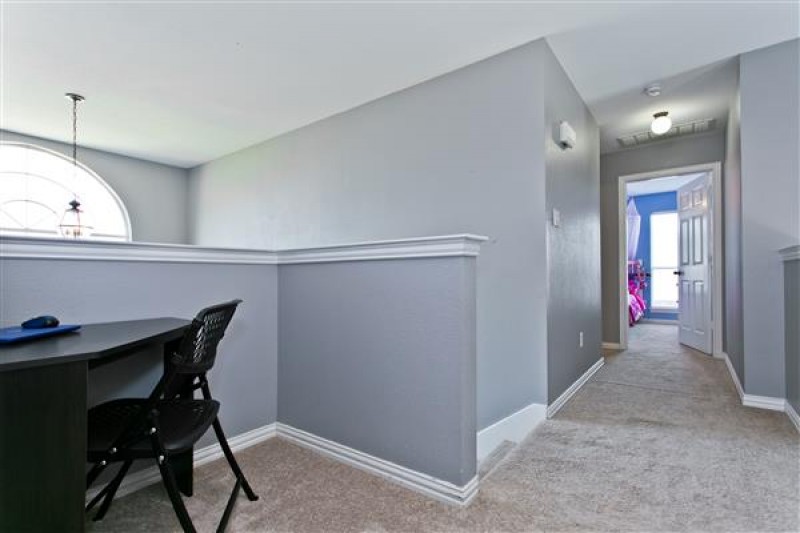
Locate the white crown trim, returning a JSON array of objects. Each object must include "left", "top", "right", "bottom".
[
  {"left": 779, "top": 245, "right": 800, "bottom": 262},
  {"left": 0, "top": 237, "right": 280, "bottom": 265},
  {"left": 1, "top": 234, "right": 488, "bottom": 265}
]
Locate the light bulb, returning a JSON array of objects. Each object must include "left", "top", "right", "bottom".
[{"left": 651, "top": 111, "right": 672, "bottom": 135}]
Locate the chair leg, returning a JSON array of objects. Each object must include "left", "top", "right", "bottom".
[
  {"left": 87, "top": 460, "right": 130, "bottom": 512},
  {"left": 211, "top": 418, "right": 259, "bottom": 501},
  {"left": 151, "top": 432, "right": 197, "bottom": 533},
  {"left": 157, "top": 456, "right": 197, "bottom": 533},
  {"left": 86, "top": 484, "right": 110, "bottom": 513},
  {"left": 86, "top": 462, "right": 107, "bottom": 489},
  {"left": 92, "top": 460, "right": 132, "bottom": 521},
  {"left": 216, "top": 479, "right": 241, "bottom": 533},
  {"left": 86, "top": 475, "right": 117, "bottom": 512}
]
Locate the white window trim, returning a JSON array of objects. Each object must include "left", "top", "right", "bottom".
[{"left": 0, "top": 142, "right": 133, "bottom": 241}]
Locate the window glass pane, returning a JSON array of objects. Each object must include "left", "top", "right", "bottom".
[
  {"left": 0, "top": 143, "right": 130, "bottom": 240},
  {"left": 651, "top": 268, "right": 679, "bottom": 309},
  {"left": 651, "top": 212, "right": 678, "bottom": 267},
  {"left": 1, "top": 200, "right": 59, "bottom": 231},
  {"left": 651, "top": 211, "right": 678, "bottom": 310}
]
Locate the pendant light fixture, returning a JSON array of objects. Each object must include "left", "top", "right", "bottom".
[
  {"left": 59, "top": 93, "right": 93, "bottom": 239},
  {"left": 650, "top": 111, "right": 672, "bottom": 135}
]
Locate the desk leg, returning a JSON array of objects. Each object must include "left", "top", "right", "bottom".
[
  {"left": 0, "top": 361, "right": 87, "bottom": 533},
  {"left": 163, "top": 339, "right": 194, "bottom": 497}
]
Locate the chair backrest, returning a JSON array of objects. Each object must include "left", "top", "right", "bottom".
[
  {"left": 170, "top": 299, "right": 242, "bottom": 375},
  {"left": 108, "top": 300, "right": 242, "bottom": 451}
]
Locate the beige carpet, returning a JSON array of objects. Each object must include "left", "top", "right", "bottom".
[{"left": 89, "top": 325, "right": 799, "bottom": 532}]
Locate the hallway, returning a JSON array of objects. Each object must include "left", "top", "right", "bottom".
[
  {"left": 92, "top": 325, "right": 799, "bottom": 532},
  {"left": 471, "top": 323, "right": 799, "bottom": 531}
]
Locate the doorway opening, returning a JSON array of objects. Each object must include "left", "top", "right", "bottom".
[{"left": 618, "top": 162, "right": 722, "bottom": 356}]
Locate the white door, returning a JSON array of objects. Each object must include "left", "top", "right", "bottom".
[{"left": 677, "top": 174, "right": 712, "bottom": 354}]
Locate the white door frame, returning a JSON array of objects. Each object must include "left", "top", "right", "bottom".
[{"left": 617, "top": 161, "right": 723, "bottom": 357}]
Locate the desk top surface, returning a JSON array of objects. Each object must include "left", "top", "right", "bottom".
[{"left": 0, "top": 318, "right": 190, "bottom": 372}]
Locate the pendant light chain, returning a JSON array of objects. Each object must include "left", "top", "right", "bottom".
[
  {"left": 60, "top": 92, "right": 91, "bottom": 239},
  {"left": 72, "top": 95, "right": 78, "bottom": 166},
  {"left": 65, "top": 93, "right": 84, "bottom": 168}
]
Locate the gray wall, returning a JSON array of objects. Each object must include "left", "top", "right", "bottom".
[
  {"left": 739, "top": 39, "right": 800, "bottom": 398},
  {"left": 543, "top": 46, "right": 602, "bottom": 402},
  {"left": 0, "top": 259, "right": 279, "bottom": 446},
  {"left": 278, "top": 258, "right": 477, "bottom": 485},
  {"left": 600, "top": 132, "right": 726, "bottom": 344},
  {"left": 191, "top": 40, "right": 550, "bottom": 429},
  {"left": 1, "top": 130, "right": 191, "bottom": 244},
  {"left": 723, "top": 76, "right": 745, "bottom": 385},
  {"left": 785, "top": 257, "right": 800, "bottom": 416},
  {"left": 1, "top": 247, "right": 480, "bottom": 486}
]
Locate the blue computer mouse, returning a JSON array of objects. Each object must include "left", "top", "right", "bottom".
[{"left": 21, "top": 315, "right": 60, "bottom": 329}]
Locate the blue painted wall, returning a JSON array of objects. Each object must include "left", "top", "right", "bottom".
[{"left": 628, "top": 191, "right": 678, "bottom": 320}]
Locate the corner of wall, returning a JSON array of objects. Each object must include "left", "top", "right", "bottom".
[
  {"left": 739, "top": 38, "right": 798, "bottom": 398},
  {"left": 185, "top": 165, "right": 199, "bottom": 245},
  {"left": 540, "top": 42, "right": 602, "bottom": 404}
]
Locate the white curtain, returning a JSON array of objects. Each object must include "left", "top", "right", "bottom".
[{"left": 626, "top": 199, "right": 641, "bottom": 261}]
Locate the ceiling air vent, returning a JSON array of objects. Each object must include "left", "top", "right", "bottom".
[{"left": 617, "top": 118, "right": 717, "bottom": 148}]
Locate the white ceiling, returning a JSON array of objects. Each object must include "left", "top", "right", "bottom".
[
  {"left": 627, "top": 172, "right": 706, "bottom": 197},
  {"left": 1, "top": 2, "right": 797, "bottom": 167}
]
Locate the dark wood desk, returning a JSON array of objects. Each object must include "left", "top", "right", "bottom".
[{"left": 0, "top": 318, "right": 190, "bottom": 533}]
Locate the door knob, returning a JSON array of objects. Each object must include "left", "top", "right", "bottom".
[{"left": 673, "top": 270, "right": 684, "bottom": 276}]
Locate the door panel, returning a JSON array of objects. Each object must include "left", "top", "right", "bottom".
[
  {"left": 677, "top": 174, "right": 712, "bottom": 354},
  {"left": 680, "top": 280, "right": 691, "bottom": 335},
  {"left": 693, "top": 280, "right": 705, "bottom": 333},
  {"left": 692, "top": 216, "right": 703, "bottom": 264},
  {"left": 681, "top": 220, "right": 690, "bottom": 265}
]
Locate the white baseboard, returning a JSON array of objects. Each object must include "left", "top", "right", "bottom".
[
  {"left": 722, "top": 352, "right": 797, "bottom": 424},
  {"left": 785, "top": 401, "right": 800, "bottom": 433},
  {"left": 476, "top": 402, "right": 546, "bottom": 462},
  {"left": 722, "top": 352, "right": 744, "bottom": 400},
  {"left": 547, "top": 357, "right": 605, "bottom": 419},
  {"left": 742, "top": 394, "right": 786, "bottom": 411},
  {"left": 277, "top": 423, "right": 478, "bottom": 507},
  {"left": 88, "top": 420, "right": 478, "bottom": 507},
  {"left": 87, "top": 423, "right": 277, "bottom": 502},
  {"left": 601, "top": 342, "right": 622, "bottom": 350}
]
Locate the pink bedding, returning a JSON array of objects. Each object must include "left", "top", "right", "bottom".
[{"left": 628, "top": 281, "right": 646, "bottom": 325}]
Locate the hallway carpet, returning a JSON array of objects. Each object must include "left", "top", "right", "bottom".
[{"left": 89, "top": 325, "right": 799, "bottom": 532}]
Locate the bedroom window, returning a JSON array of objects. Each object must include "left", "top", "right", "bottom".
[
  {"left": 650, "top": 211, "right": 679, "bottom": 310},
  {"left": 0, "top": 142, "right": 131, "bottom": 241}
]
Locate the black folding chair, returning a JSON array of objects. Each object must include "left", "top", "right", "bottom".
[{"left": 85, "top": 299, "right": 258, "bottom": 532}]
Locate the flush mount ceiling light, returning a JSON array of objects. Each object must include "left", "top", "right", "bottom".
[
  {"left": 644, "top": 84, "right": 662, "bottom": 97},
  {"left": 650, "top": 111, "right": 672, "bottom": 135}
]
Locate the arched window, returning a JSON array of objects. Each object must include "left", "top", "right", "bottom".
[{"left": 0, "top": 142, "right": 131, "bottom": 241}]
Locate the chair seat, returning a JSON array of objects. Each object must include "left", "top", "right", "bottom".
[{"left": 88, "top": 398, "right": 219, "bottom": 460}]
